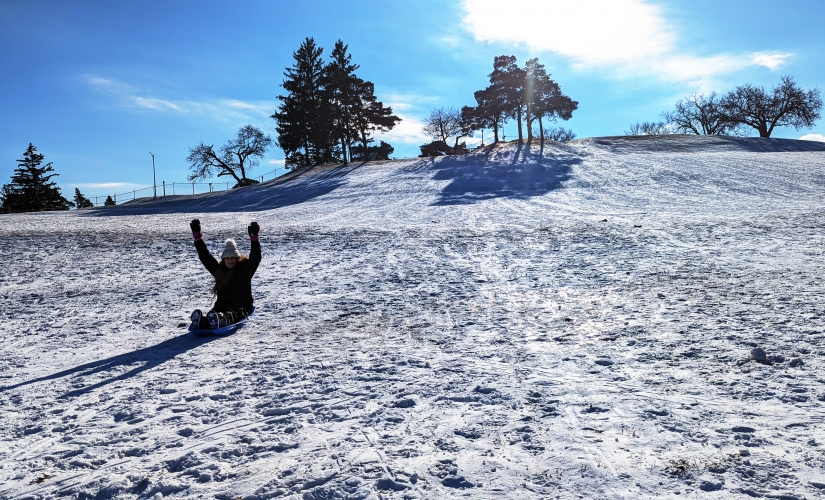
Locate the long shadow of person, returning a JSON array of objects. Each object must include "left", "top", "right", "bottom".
[{"left": 1, "top": 333, "right": 221, "bottom": 399}]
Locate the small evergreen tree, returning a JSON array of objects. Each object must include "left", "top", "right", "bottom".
[
  {"left": 73, "top": 187, "right": 94, "bottom": 209},
  {"left": 104, "top": 195, "right": 116, "bottom": 206},
  {"left": 1, "top": 143, "right": 72, "bottom": 213}
]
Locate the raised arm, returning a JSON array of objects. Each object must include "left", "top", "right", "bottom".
[
  {"left": 191, "top": 218, "right": 219, "bottom": 276},
  {"left": 247, "top": 221, "right": 261, "bottom": 273}
]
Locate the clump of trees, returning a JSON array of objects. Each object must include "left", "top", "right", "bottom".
[
  {"left": 628, "top": 76, "right": 821, "bottom": 138},
  {"left": 625, "top": 121, "right": 674, "bottom": 136},
  {"left": 273, "top": 38, "right": 401, "bottom": 168},
  {"left": 662, "top": 92, "right": 738, "bottom": 136},
  {"left": 420, "top": 107, "right": 472, "bottom": 156},
  {"left": 1, "top": 144, "right": 73, "bottom": 213},
  {"left": 73, "top": 188, "right": 94, "bottom": 209},
  {"left": 186, "top": 125, "right": 273, "bottom": 188},
  {"left": 542, "top": 126, "right": 577, "bottom": 142},
  {"left": 421, "top": 55, "right": 578, "bottom": 156}
]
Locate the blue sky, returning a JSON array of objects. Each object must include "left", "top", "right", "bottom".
[{"left": 1, "top": 0, "right": 823, "bottom": 201}]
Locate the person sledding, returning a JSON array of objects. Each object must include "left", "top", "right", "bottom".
[{"left": 188, "top": 218, "right": 261, "bottom": 331}]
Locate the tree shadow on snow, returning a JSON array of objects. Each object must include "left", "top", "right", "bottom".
[
  {"left": 420, "top": 143, "right": 580, "bottom": 206},
  {"left": 1, "top": 333, "right": 222, "bottom": 399},
  {"left": 80, "top": 163, "right": 363, "bottom": 217},
  {"left": 588, "top": 135, "right": 825, "bottom": 154}
]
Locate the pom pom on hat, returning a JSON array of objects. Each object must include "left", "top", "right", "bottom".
[{"left": 221, "top": 238, "right": 241, "bottom": 259}]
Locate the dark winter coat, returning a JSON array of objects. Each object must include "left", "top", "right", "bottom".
[{"left": 195, "top": 239, "right": 261, "bottom": 312}]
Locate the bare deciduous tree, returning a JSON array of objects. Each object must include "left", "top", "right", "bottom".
[
  {"left": 422, "top": 107, "right": 469, "bottom": 153},
  {"left": 537, "top": 126, "right": 576, "bottom": 142},
  {"left": 721, "top": 76, "right": 822, "bottom": 138},
  {"left": 187, "top": 125, "right": 273, "bottom": 187},
  {"left": 625, "top": 121, "right": 674, "bottom": 136},
  {"left": 663, "top": 92, "right": 738, "bottom": 135}
]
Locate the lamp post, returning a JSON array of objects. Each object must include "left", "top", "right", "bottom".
[{"left": 149, "top": 152, "right": 156, "bottom": 198}]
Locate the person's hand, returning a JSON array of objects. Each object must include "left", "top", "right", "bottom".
[
  {"left": 248, "top": 221, "right": 260, "bottom": 241},
  {"left": 190, "top": 219, "right": 202, "bottom": 240}
]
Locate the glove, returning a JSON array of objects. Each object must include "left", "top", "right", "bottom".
[
  {"left": 190, "top": 219, "right": 202, "bottom": 240},
  {"left": 248, "top": 221, "right": 260, "bottom": 241}
]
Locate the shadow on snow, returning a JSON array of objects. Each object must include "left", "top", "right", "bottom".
[
  {"left": 414, "top": 142, "right": 581, "bottom": 206},
  {"left": 1, "top": 333, "right": 222, "bottom": 399},
  {"left": 80, "top": 163, "right": 364, "bottom": 216}
]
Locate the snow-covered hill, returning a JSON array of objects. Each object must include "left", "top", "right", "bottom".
[{"left": 2, "top": 135, "right": 825, "bottom": 499}]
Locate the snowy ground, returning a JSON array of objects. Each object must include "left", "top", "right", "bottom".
[{"left": 2, "top": 135, "right": 825, "bottom": 499}]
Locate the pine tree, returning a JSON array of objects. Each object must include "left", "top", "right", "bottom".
[
  {"left": 469, "top": 86, "right": 507, "bottom": 143},
  {"left": 273, "top": 38, "right": 400, "bottom": 168},
  {"left": 273, "top": 37, "right": 328, "bottom": 168},
  {"left": 524, "top": 58, "right": 578, "bottom": 145},
  {"left": 323, "top": 40, "right": 362, "bottom": 164},
  {"left": 351, "top": 80, "right": 400, "bottom": 159},
  {"left": 0, "top": 143, "right": 72, "bottom": 213},
  {"left": 73, "top": 187, "right": 94, "bottom": 209},
  {"left": 489, "top": 56, "right": 526, "bottom": 143},
  {"left": 104, "top": 195, "right": 116, "bottom": 206}
]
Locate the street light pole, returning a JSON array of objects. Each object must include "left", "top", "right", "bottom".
[{"left": 149, "top": 152, "right": 156, "bottom": 198}]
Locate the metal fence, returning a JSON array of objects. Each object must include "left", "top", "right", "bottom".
[{"left": 88, "top": 167, "right": 287, "bottom": 207}]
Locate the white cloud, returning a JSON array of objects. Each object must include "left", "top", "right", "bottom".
[
  {"left": 380, "top": 91, "right": 438, "bottom": 112},
  {"left": 73, "top": 182, "right": 133, "bottom": 189},
  {"left": 439, "top": 35, "right": 463, "bottom": 47},
  {"left": 751, "top": 52, "right": 793, "bottom": 70},
  {"left": 367, "top": 91, "right": 439, "bottom": 146},
  {"left": 83, "top": 75, "right": 277, "bottom": 123},
  {"left": 463, "top": 0, "right": 674, "bottom": 67},
  {"left": 268, "top": 159, "right": 286, "bottom": 165},
  {"left": 800, "top": 133, "right": 825, "bottom": 142},
  {"left": 132, "top": 96, "right": 185, "bottom": 112},
  {"left": 461, "top": 0, "right": 793, "bottom": 84},
  {"left": 375, "top": 113, "right": 430, "bottom": 145}
]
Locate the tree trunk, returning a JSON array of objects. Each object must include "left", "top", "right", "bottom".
[
  {"left": 538, "top": 115, "right": 544, "bottom": 147},
  {"left": 526, "top": 103, "right": 533, "bottom": 144},
  {"left": 221, "top": 168, "right": 243, "bottom": 185},
  {"left": 361, "top": 129, "right": 369, "bottom": 161},
  {"left": 516, "top": 106, "right": 523, "bottom": 143},
  {"left": 341, "top": 136, "right": 348, "bottom": 164}
]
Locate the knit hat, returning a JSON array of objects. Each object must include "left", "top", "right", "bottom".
[{"left": 221, "top": 239, "right": 241, "bottom": 259}]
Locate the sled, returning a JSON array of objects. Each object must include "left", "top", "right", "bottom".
[{"left": 189, "top": 307, "right": 255, "bottom": 336}]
